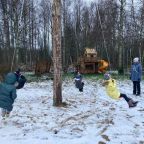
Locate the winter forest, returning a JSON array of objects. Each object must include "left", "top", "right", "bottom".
[
  {"left": 0, "top": 0, "right": 144, "bottom": 71},
  {"left": 0, "top": 0, "right": 144, "bottom": 144}
]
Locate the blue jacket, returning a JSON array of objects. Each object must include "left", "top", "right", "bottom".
[
  {"left": 130, "top": 62, "right": 142, "bottom": 81},
  {"left": 0, "top": 73, "right": 17, "bottom": 111}
]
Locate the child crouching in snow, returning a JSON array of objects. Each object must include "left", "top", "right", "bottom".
[{"left": 102, "top": 73, "right": 138, "bottom": 108}]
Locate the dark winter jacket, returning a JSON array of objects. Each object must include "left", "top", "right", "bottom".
[
  {"left": 130, "top": 62, "right": 142, "bottom": 81},
  {"left": 16, "top": 75, "right": 26, "bottom": 89},
  {"left": 0, "top": 73, "right": 17, "bottom": 111},
  {"left": 74, "top": 73, "right": 84, "bottom": 89},
  {"left": 14, "top": 71, "right": 26, "bottom": 89}
]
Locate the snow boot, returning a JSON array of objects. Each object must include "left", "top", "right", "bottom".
[
  {"left": 1, "top": 109, "right": 10, "bottom": 120},
  {"left": 79, "top": 88, "right": 83, "bottom": 92},
  {"left": 132, "top": 101, "right": 138, "bottom": 105},
  {"left": 128, "top": 99, "right": 138, "bottom": 108},
  {"left": 130, "top": 99, "right": 138, "bottom": 105}
]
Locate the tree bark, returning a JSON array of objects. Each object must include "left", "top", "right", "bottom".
[
  {"left": 118, "top": 0, "right": 126, "bottom": 72},
  {"left": 52, "top": 0, "right": 62, "bottom": 106}
]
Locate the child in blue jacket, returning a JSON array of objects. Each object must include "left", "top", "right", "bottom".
[
  {"left": 130, "top": 57, "right": 142, "bottom": 96},
  {"left": 0, "top": 73, "right": 17, "bottom": 118}
]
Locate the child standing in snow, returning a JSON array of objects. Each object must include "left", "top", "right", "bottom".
[
  {"left": 74, "top": 71, "right": 84, "bottom": 92},
  {"left": 102, "top": 73, "right": 138, "bottom": 108},
  {"left": 130, "top": 57, "right": 142, "bottom": 96},
  {"left": 0, "top": 72, "right": 19, "bottom": 119}
]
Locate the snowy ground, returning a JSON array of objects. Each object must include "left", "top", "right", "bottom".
[{"left": 0, "top": 78, "right": 144, "bottom": 144}]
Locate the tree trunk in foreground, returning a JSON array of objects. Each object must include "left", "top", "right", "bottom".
[{"left": 52, "top": 0, "right": 62, "bottom": 106}]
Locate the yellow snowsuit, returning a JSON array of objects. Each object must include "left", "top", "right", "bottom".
[{"left": 103, "top": 78, "right": 120, "bottom": 100}]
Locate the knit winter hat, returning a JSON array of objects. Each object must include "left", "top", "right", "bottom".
[
  {"left": 104, "top": 73, "right": 111, "bottom": 80},
  {"left": 133, "top": 57, "right": 139, "bottom": 63}
]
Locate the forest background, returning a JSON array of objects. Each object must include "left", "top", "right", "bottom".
[{"left": 0, "top": 0, "right": 143, "bottom": 73}]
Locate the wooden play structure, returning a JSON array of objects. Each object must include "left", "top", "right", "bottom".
[
  {"left": 76, "top": 48, "right": 109, "bottom": 74},
  {"left": 34, "top": 48, "right": 108, "bottom": 75}
]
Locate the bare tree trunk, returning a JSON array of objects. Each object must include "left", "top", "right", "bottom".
[
  {"left": 52, "top": 0, "right": 62, "bottom": 106},
  {"left": 140, "top": 1, "right": 144, "bottom": 63},
  {"left": 62, "top": 0, "right": 66, "bottom": 68},
  {"left": 1, "top": 0, "right": 11, "bottom": 64},
  {"left": 118, "top": 0, "right": 126, "bottom": 73}
]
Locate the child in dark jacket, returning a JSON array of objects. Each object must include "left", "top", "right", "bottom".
[
  {"left": 0, "top": 73, "right": 17, "bottom": 118},
  {"left": 74, "top": 71, "right": 84, "bottom": 92},
  {"left": 14, "top": 68, "right": 27, "bottom": 89}
]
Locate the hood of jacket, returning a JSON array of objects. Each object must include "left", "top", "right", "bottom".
[{"left": 4, "top": 72, "right": 17, "bottom": 85}]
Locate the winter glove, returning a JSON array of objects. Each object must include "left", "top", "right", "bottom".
[{"left": 20, "top": 75, "right": 26, "bottom": 80}]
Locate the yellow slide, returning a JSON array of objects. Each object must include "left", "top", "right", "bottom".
[{"left": 98, "top": 60, "right": 109, "bottom": 73}]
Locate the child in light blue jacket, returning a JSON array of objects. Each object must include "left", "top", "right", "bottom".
[{"left": 130, "top": 57, "right": 142, "bottom": 96}]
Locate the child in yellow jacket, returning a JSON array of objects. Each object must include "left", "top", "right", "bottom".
[{"left": 102, "top": 73, "right": 138, "bottom": 108}]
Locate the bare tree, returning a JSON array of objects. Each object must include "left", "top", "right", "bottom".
[
  {"left": 139, "top": 0, "right": 144, "bottom": 63},
  {"left": 52, "top": 0, "right": 62, "bottom": 106},
  {"left": 117, "top": 0, "right": 126, "bottom": 72},
  {"left": 39, "top": 0, "right": 51, "bottom": 61},
  {"left": 0, "top": 0, "right": 11, "bottom": 64}
]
